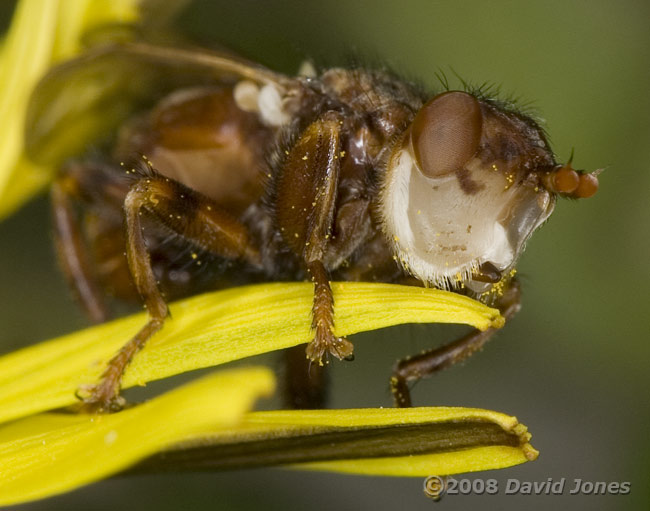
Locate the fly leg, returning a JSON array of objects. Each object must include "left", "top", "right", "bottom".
[
  {"left": 51, "top": 174, "right": 109, "bottom": 324},
  {"left": 274, "top": 111, "right": 353, "bottom": 365},
  {"left": 306, "top": 260, "right": 353, "bottom": 362},
  {"left": 282, "top": 345, "right": 328, "bottom": 409},
  {"left": 51, "top": 159, "right": 139, "bottom": 323},
  {"left": 81, "top": 172, "right": 261, "bottom": 412},
  {"left": 391, "top": 280, "right": 521, "bottom": 407}
]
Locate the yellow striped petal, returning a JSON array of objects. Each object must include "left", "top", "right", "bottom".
[
  {"left": 0, "top": 396, "right": 537, "bottom": 506},
  {"left": 141, "top": 407, "right": 537, "bottom": 477},
  {"left": 0, "top": 367, "right": 275, "bottom": 507},
  {"left": 0, "top": 282, "right": 503, "bottom": 425}
]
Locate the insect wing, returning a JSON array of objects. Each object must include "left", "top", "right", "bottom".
[{"left": 25, "top": 42, "right": 294, "bottom": 166}]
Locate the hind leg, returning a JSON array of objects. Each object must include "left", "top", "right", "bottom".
[
  {"left": 51, "top": 173, "right": 110, "bottom": 324},
  {"left": 79, "top": 172, "right": 261, "bottom": 411}
]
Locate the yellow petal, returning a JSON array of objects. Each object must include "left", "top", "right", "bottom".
[
  {"left": 53, "top": 0, "right": 138, "bottom": 58},
  {"left": 0, "top": 367, "right": 275, "bottom": 507},
  {"left": 0, "top": 155, "right": 52, "bottom": 220},
  {"left": 0, "top": 397, "right": 536, "bottom": 506},
  {"left": 0, "top": 282, "right": 503, "bottom": 424},
  {"left": 0, "top": 0, "right": 141, "bottom": 220},
  {"left": 129, "top": 407, "right": 538, "bottom": 477},
  {"left": 0, "top": 0, "right": 59, "bottom": 212}
]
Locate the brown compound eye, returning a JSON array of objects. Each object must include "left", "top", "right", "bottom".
[{"left": 410, "top": 91, "right": 483, "bottom": 178}]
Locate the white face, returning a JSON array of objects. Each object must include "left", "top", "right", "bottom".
[
  {"left": 379, "top": 91, "right": 556, "bottom": 293},
  {"left": 381, "top": 147, "right": 555, "bottom": 291}
]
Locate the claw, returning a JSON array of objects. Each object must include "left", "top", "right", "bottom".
[
  {"left": 75, "top": 381, "right": 126, "bottom": 413},
  {"left": 306, "top": 328, "right": 354, "bottom": 365}
]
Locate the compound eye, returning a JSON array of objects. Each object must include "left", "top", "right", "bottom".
[{"left": 410, "top": 91, "right": 483, "bottom": 178}]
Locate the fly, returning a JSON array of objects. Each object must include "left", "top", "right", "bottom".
[{"left": 25, "top": 41, "right": 600, "bottom": 411}]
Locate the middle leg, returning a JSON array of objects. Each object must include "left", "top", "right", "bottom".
[{"left": 282, "top": 345, "right": 328, "bottom": 409}]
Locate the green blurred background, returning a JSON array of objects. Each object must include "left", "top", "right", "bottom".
[{"left": 1, "top": 0, "right": 648, "bottom": 509}]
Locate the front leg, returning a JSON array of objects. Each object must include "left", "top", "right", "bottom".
[
  {"left": 81, "top": 172, "right": 260, "bottom": 411},
  {"left": 391, "top": 280, "right": 522, "bottom": 407},
  {"left": 306, "top": 259, "right": 353, "bottom": 362},
  {"left": 274, "top": 111, "right": 353, "bottom": 364}
]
